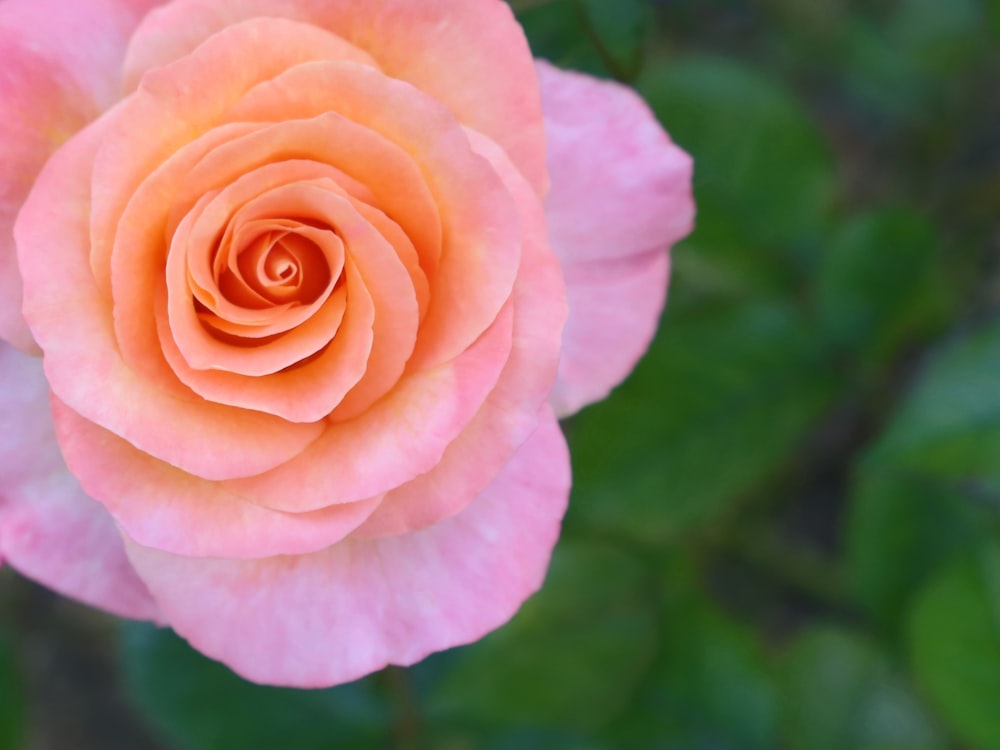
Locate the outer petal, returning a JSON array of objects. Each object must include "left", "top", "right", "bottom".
[
  {"left": 536, "top": 60, "right": 694, "bottom": 416},
  {"left": 552, "top": 253, "right": 670, "bottom": 417},
  {"left": 0, "top": 343, "right": 157, "bottom": 619},
  {"left": 0, "top": 0, "right": 163, "bottom": 350},
  {"left": 124, "top": 410, "right": 570, "bottom": 687},
  {"left": 51, "top": 397, "right": 381, "bottom": 560},
  {"left": 355, "top": 128, "right": 566, "bottom": 537}
]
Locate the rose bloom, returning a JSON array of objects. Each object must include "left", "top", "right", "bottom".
[{"left": 0, "top": 0, "right": 692, "bottom": 686}]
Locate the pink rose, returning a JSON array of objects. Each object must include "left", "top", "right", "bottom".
[{"left": 0, "top": 0, "right": 692, "bottom": 686}]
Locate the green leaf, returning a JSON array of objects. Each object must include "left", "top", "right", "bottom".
[
  {"left": 639, "top": 55, "right": 835, "bottom": 291},
  {"left": 845, "top": 469, "right": 990, "bottom": 634},
  {"left": 908, "top": 543, "right": 1000, "bottom": 749},
  {"left": 889, "top": 0, "right": 989, "bottom": 77},
  {"left": 816, "top": 209, "right": 949, "bottom": 363},
  {"left": 781, "top": 629, "right": 944, "bottom": 750},
  {"left": 576, "top": 0, "right": 649, "bottom": 80},
  {"left": 615, "top": 598, "right": 778, "bottom": 750},
  {"left": 422, "top": 728, "right": 609, "bottom": 750},
  {"left": 120, "top": 623, "right": 390, "bottom": 750},
  {"left": 0, "top": 629, "right": 23, "bottom": 750},
  {"left": 567, "top": 300, "right": 837, "bottom": 543},
  {"left": 515, "top": 0, "right": 611, "bottom": 79},
  {"left": 426, "top": 540, "right": 657, "bottom": 732},
  {"left": 868, "top": 318, "right": 1000, "bottom": 492},
  {"left": 835, "top": 19, "right": 927, "bottom": 123}
]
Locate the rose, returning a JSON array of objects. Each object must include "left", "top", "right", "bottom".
[{"left": 0, "top": 0, "right": 693, "bottom": 686}]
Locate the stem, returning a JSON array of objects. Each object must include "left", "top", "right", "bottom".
[
  {"left": 716, "top": 523, "right": 851, "bottom": 610},
  {"left": 386, "top": 666, "right": 421, "bottom": 750}
]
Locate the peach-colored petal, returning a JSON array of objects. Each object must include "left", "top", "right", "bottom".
[
  {"left": 90, "top": 16, "right": 377, "bottom": 298},
  {"left": 224, "top": 61, "right": 521, "bottom": 372},
  {"left": 550, "top": 253, "right": 670, "bottom": 417},
  {"left": 108, "top": 111, "right": 428, "bottom": 423},
  {"left": 0, "top": 0, "right": 165, "bottom": 350},
  {"left": 537, "top": 60, "right": 693, "bottom": 416},
  {"left": 109, "top": 120, "right": 268, "bottom": 389},
  {"left": 16, "top": 115, "right": 323, "bottom": 482},
  {"left": 161, "top": 258, "right": 373, "bottom": 424},
  {"left": 124, "top": 411, "right": 570, "bottom": 687},
  {"left": 122, "top": 0, "right": 547, "bottom": 195},
  {"left": 166, "top": 183, "right": 392, "bottom": 378},
  {"left": 225, "top": 302, "right": 514, "bottom": 512},
  {"left": 0, "top": 343, "right": 157, "bottom": 619},
  {"left": 51, "top": 397, "right": 380, "bottom": 559},
  {"left": 356, "top": 129, "right": 566, "bottom": 536},
  {"left": 179, "top": 111, "right": 442, "bottom": 287}
]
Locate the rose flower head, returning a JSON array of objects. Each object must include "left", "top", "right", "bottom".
[{"left": 0, "top": 0, "right": 693, "bottom": 686}]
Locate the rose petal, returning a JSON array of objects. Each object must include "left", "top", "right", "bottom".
[
  {"left": 91, "top": 17, "right": 377, "bottom": 298},
  {"left": 550, "top": 252, "right": 670, "bottom": 416},
  {"left": 537, "top": 60, "right": 694, "bottom": 265},
  {"left": 0, "top": 343, "right": 157, "bottom": 619},
  {"left": 16, "top": 113, "right": 324, "bottom": 482},
  {"left": 0, "top": 0, "right": 160, "bottom": 350},
  {"left": 536, "top": 60, "right": 694, "bottom": 416},
  {"left": 122, "top": 0, "right": 547, "bottom": 194},
  {"left": 225, "top": 301, "right": 514, "bottom": 512},
  {"left": 124, "top": 409, "right": 569, "bottom": 687},
  {"left": 224, "top": 61, "right": 521, "bottom": 373},
  {"left": 356, "top": 128, "right": 566, "bottom": 536},
  {"left": 0, "top": 0, "right": 163, "bottom": 109},
  {"left": 50, "top": 397, "right": 381, "bottom": 559}
]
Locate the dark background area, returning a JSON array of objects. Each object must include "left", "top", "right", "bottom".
[{"left": 3, "top": 0, "right": 1000, "bottom": 747}]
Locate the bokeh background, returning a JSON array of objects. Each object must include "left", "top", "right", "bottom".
[{"left": 3, "top": 0, "right": 1000, "bottom": 747}]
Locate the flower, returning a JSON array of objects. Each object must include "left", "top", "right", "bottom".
[{"left": 0, "top": 0, "right": 693, "bottom": 686}]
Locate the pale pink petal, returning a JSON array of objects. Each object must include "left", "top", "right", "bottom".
[
  {"left": 50, "top": 396, "right": 380, "bottom": 560},
  {"left": 536, "top": 61, "right": 693, "bottom": 416},
  {"left": 537, "top": 60, "right": 694, "bottom": 265},
  {"left": 550, "top": 252, "right": 670, "bottom": 417},
  {"left": 0, "top": 343, "right": 157, "bottom": 619},
  {"left": 124, "top": 410, "right": 570, "bottom": 687},
  {"left": 0, "top": 0, "right": 164, "bottom": 350},
  {"left": 0, "top": 0, "right": 165, "bottom": 110}
]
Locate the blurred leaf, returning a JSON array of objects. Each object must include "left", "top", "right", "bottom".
[
  {"left": 639, "top": 55, "right": 835, "bottom": 290},
  {"left": 423, "top": 727, "right": 609, "bottom": 750},
  {"left": 516, "top": 0, "right": 611, "bottom": 78},
  {"left": 868, "top": 319, "right": 1000, "bottom": 492},
  {"left": 576, "top": 0, "right": 650, "bottom": 80},
  {"left": 781, "top": 629, "right": 944, "bottom": 750},
  {"left": 837, "top": 20, "right": 927, "bottom": 123},
  {"left": 845, "top": 469, "right": 990, "bottom": 635},
  {"left": 0, "top": 630, "right": 23, "bottom": 750},
  {"left": 427, "top": 540, "right": 657, "bottom": 732},
  {"left": 614, "top": 597, "right": 778, "bottom": 750},
  {"left": 567, "top": 300, "right": 837, "bottom": 543},
  {"left": 816, "top": 208, "right": 949, "bottom": 363},
  {"left": 908, "top": 543, "right": 1000, "bottom": 749},
  {"left": 120, "top": 623, "right": 390, "bottom": 750},
  {"left": 991, "top": 0, "right": 1000, "bottom": 35},
  {"left": 889, "top": 0, "right": 988, "bottom": 77}
]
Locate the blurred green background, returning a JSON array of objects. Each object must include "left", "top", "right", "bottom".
[{"left": 3, "top": 0, "right": 1000, "bottom": 747}]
